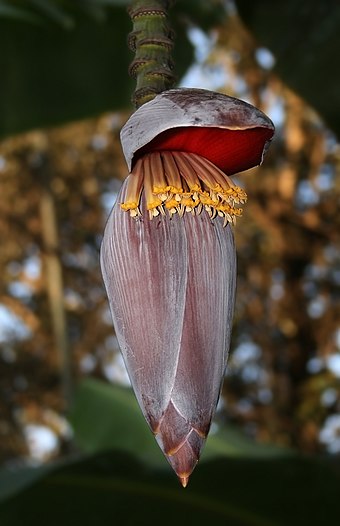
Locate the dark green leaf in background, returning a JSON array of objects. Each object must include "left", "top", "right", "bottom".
[
  {"left": 0, "top": 0, "right": 226, "bottom": 138},
  {"left": 69, "top": 379, "right": 289, "bottom": 465},
  {"left": 0, "top": 449, "right": 339, "bottom": 526},
  {"left": 1, "top": 1, "right": 339, "bottom": 136},
  {"left": 69, "top": 379, "right": 165, "bottom": 466},
  {"left": 0, "top": 378, "right": 288, "bottom": 505},
  {"left": 0, "top": 9, "right": 132, "bottom": 137},
  {"left": 0, "top": 1, "right": 41, "bottom": 23},
  {"left": 1, "top": 379, "right": 334, "bottom": 526}
]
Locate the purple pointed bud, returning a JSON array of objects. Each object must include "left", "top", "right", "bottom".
[
  {"left": 101, "top": 174, "right": 236, "bottom": 485},
  {"left": 101, "top": 88, "right": 274, "bottom": 486}
]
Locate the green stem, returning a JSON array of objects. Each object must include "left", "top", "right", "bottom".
[{"left": 128, "top": 0, "right": 176, "bottom": 108}]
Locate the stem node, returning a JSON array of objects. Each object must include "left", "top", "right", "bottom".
[{"left": 128, "top": 0, "right": 176, "bottom": 108}]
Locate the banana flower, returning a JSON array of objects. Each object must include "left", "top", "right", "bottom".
[{"left": 100, "top": 88, "right": 274, "bottom": 486}]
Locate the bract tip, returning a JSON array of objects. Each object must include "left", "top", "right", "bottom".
[{"left": 179, "top": 475, "right": 189, "bottom": 488}]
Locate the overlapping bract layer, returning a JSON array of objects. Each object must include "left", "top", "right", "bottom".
[{"left": 100, "top": 174, "right": 236, "bottom": 485}]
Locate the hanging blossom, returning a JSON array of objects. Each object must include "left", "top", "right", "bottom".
[{"left": 100, "top": 88, "right": 274, "bottom": 487}]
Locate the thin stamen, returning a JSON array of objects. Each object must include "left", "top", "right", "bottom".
[
  {"left": 120, "top": 158, "right": 144, "bottom": 217},
  {"left": 121, "top": 150, "right": 247, "bottom": 226},
  {"left": 182, "top": 152, "right": 246, "bottom": 204},
  {"left": 161, "top": 152, "right": 183, "bottom": 194},
  {"left": 144, "top": 155, "right": 163, "bottom": 218},
  {"left": 150, "top": 152, "right": 169, "bottom": 200},
  {"left": 174, "top": 154, "right": 202, "bottom": 194}
]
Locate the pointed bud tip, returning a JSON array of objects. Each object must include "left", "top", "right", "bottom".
[{"left": 179, "top": 475, "right": 189, "bottom": 488}]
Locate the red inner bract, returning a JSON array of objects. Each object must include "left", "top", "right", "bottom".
[{"left": 135, "top": 126, "right": 273, "bottom": 175}]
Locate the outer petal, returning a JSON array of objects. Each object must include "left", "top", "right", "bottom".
[
  {"left": 120, "top": 88, "right": 274, "bottom": 171},
  {"left": 172, "top": 212, "right": 236, "bottom": 434},
  {"left": 100, "top": 179, "right": 188, "bottom": 431},
  {"left": 157, "top": 213, "right": 236, "bottom": 480}
]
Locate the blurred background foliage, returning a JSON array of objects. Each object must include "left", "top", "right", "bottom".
[
  {"left": 0, "top": 0, "right": 224, "bottom": 136},
  {"left": 0, "top": 0, "right": 340, "bottom": 524}
]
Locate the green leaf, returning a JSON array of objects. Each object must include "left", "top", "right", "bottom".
[
  {"left": 0, "top": 1, "right": 42, "bottom": 23},
  {"left": 26, "top": 0, "right": 74, "bottom": 29},
  {"left": 1, "top": 379, "right": 338, "bottom": 524},
  {"left": 235, "top": 0, "right": 340, "bottom": 136},
  {"left": 0, "top": 9, "right": 133, "bottom": 138},
  {"left": 204, "top": 426, "right": 288, "bottom": 460},
  {"left": 69, "top": 378, "right": 289, "bottom": 466},
  {"left": 0, "top": 1, "right": 226, "bottom": 138},
  {"left": 69, "top": 378, "right": 165, "bottom": 467},
  {"left": 0, "top": 462, "right": 55, "bottom": 504},
  {"left": 0, "top": 450, "right": 339, "bottom": 525}
]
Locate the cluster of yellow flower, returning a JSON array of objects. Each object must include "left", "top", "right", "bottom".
[{"left": 121, "top": 150, "right": 247, "bottom": 226}]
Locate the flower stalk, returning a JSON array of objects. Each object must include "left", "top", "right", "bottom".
[{"left": 128, "top": 0, "right": 176, "bottom": 108}]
